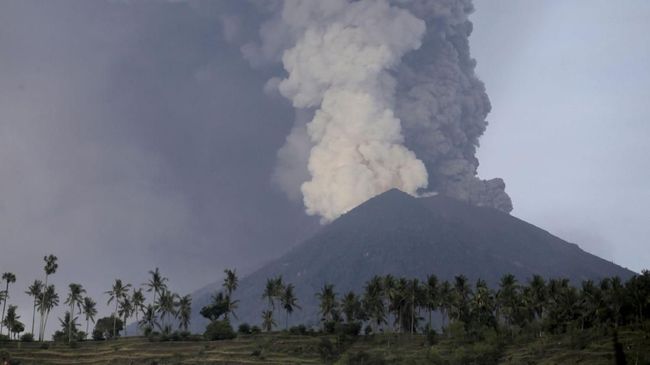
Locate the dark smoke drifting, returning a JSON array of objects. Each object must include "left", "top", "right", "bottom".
[{"left": 241, "top": 0, "right": 512, "bottom": 221}]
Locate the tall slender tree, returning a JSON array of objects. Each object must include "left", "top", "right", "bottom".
[
  {"left": 156, "top": 290, "right": 178, "bottom": 331},
  {"left": 106, "top": 279, "right": 131, "bottom": 338},
  {"left": 144, "top": 268, "right": 168, "bottom": 311},
  {"left": 131, "top": 288, "right": 146, "bottom": 334},
  {"left": 81, "top": 296, "right": 97, "bottom": 336},
  {"left": 316, "top": 283, "right": 338, "bottom": 324},
  {"left": 118, "top": 297, "right": 133, "bottom": 336},
  {"left": 38, "top": 284, "right": 59, "bottom": 340},
  {"left": 261, "top": 310, "right": 276, "bottom": 332},
  {"left": 223, "top": 269, "right": 238, "bottom": 296},
  {"left": 25, "top": 280, "right": 43, "bottom": 335},
  {"left": 280, "top": 283, "right": 300, "bottom": 329},
  {"left": 0, "top": 272, "right": 16, "bottom": 335},
  {"left": 39, "top": 254, "right": 58, "bottom": 341},
  {"left": 178, "top": 295, "right": 192, "bottom": 331},
  {"left": 64, "top": 283, "right": 85, "bottom": 343}
]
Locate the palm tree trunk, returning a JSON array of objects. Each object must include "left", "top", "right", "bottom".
[
  {"left": 86, "top": 318, "right": 89, "bottom": 336},
  {"left": 39, "top": 275, "right": 48, "bottom": 341},
  {"left": 43, "top": 309, "right": 51, "bottom": 340},
  {"left": 69, "top": 302, "right": 73, "bottom": 344},
  {"left": 31, "top": 299, "right": 37, "bottom": 335},
  {"left": 113, "top": 300, "right": 118, "bottom": 339},
  {"left": 285, "top": 311, "right": 289, "bottom": 330},
  {"left": 0, "top": 281, "right": 8, "bottom": 335}
]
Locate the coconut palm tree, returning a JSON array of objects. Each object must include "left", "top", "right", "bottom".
[
  {"left": 178, "top": 295, "right": 192, "bottom": 331},
  {"left": 280, "top": 283, "right": 300, "bottom": 329},
  {"left": 155, "top": 290, "right": 178, "bottom": 330},
  {"left": 144, "top": 268, "right": 168, "bottom": 309},
  {"left": 363, "top": 275, "right": 386, "bottom": 332},
  {"left": 118, "top": 297, "right": 133, "bottom": 336},
  {"left": 81, "top": 296, "right": 97, "bottom": 335},
  {"left": 316, "top": 283, "right": 337, "bottom": 324},
  {"left": 1, "top": 305, "right": 20, "bottom": 340},
  {"left": 262, "top": 278, "right": 277, "bottom": 310},
  {"left": 131, "top": 288, "right": 146, "bottom": 334},
  {"left": 438, "top": 281, "right": 453, "bottom": 328},
  {"left": 223, "top": 269, "right": 238, "bottom": 296},
  {"left": 39, "top": 254, "right": 58, "bottom": 341},
  {"left": 261, "top": 310, "right": 276, "bottom": 332},
  {"left": 64, "top": 283, "right": 85, "bottom": 343},
  {"left": 38, "top": 284, "right": 59, "bottom": 340},
  {"left": 106, "top": 279, "right": 131, "bottom": 338},
  {"left": 496, "top": 273, "right": 519, "bottom": 328},
  {"left": 425, "top": 275, "right": 439, "bottom": 329},
  {"left": 138, "top": 304, "right": 158, "bottom": 334},
  {"left": 25, "top": 280, "right": 43, "bottom": 335},
  {"left": 0, "top": 272, "right": 17, "bottom": 335},
  {"left": 341, "top": 291, "right": 361, "bottom": 324}
]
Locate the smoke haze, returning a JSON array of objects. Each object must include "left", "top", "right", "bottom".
[{"left": 245, "top": 0, "right": 512, "bottom": 221}]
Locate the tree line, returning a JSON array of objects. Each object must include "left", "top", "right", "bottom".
[{"left": 1, "top": 253, "right": 649, "bottom": 344}]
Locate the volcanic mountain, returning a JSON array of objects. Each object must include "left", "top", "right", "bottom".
[{"left": 189, "top": 189, "right": 634, "bottom": 332}]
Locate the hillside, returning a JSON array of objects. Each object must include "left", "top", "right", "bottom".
[
  {"left": 2, "top": 323, "right": 649, "bottom": 364},
  {"left": 190, "top": 189, "right": 635, "bottom": 331}
]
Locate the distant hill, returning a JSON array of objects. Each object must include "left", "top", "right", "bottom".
[{"left": 189, "top": 189, "right": 635, "bottom": 332}]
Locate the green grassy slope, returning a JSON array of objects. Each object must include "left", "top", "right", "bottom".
[{"left": 1, "top": 324, "right": 648, "bottom": 365}]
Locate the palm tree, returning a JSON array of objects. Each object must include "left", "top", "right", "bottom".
[
  {"left": 262, "top": 278, "right": 277, "bottom": 309},
  {"left": 156, "top": 290, "right": 178, "bottom": 330},
  {"left": 425, "top": 275, "right": 439, "bottom": 329},
  {"left": 39, "top": 254, "right": 58, "bottom": 341},
  {"left": 138, "top": 304, "right": 158, "bottom": 333},
  {"left": 131, "top": 288, "right": 146, "bottom": 334},
  {"left": 496, "top": 274, "right": 519, "bottom": 328},
  {"left": 118, "top": 297, "right": 133, "bottom": 336},
  {"left": 223, "top": 269, "right": 238, "bottom": 296},
  {"left": 144, "top": 268, "right": 168, "bottom": 309},
  {"left": 1, "top": 305, "right": 20, "bottom": 340},
  {"left": 438, "top": 281, "right": 453, "bottom": 328},
  {"left": 363, "top": 275, "right": 386, "bottom": 332},
  {"left": 38, "top": 284, "right": 59, "bottom": 340},
  {"left": 316, "top": 283, "right": 337, "bottom": 324},
  {"left": 178, "top": 295, "right": 192, "bottom": 331},
  {"left": 25, "top": 280, "right": 43, "bottom": 335},
  {"left": 64, "top": 283, "right": 85, "bottom": 343},
  {"left": 341, "top": 291, "right": 361, "bottom": 324},
  {"left": 261, "top": 310, "right": 276, "bottom": 332},
  {"left": 106, "top": 279, "right": 131, "bottom": 338},
  {"left": 58, "top": 312, "right": 78, "bottom": 341},
  {"left": 0, "top": 272, "right": 16, "bottom": 335},
  {"left": 280, "top": 283, "right": 300, "bottom": 329},
  {"left": 81, "top": 297, "right": 97, "bottom": 335}
]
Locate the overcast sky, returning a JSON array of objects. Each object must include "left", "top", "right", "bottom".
[{"left": 0, "top": 0, "right": 648, "bottom": 336}]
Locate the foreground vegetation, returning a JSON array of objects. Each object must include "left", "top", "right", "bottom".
[
  {"left": 1, "top": 254, "right": 649, "bottom": 364},
  {"left": 0, "top": 321, "right": 648, "bottom": 364}
]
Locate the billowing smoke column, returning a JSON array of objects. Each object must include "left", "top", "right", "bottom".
[{"left": 244, "top": 0, "right": 512, "bottom": 222}]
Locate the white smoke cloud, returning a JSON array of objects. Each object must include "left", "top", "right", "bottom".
[
  {"left": 263, "top": 0, "right": 430, "bottom": 222},
  {"left": 245, "top": 0, "right": 513, "bottom": 221}
]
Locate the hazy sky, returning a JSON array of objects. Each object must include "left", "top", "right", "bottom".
[{"left": 0, "top": 0, "right": 648, "bottom": 335}]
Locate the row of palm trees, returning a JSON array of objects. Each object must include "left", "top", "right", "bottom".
[
  {"left": 307, "top": 271, "right": 650, "bottom": 336},
  {"left": 1, "top": 255, "right": 194, "bottom": 342},
  {"left": 261, "top": 276, "right": 300, "bottom": 331}
]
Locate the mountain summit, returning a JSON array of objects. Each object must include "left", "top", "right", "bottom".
[{"left": 190, "top": 189, "right": 634, "bottom": 331}]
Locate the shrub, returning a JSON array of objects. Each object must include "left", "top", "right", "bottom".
[
  {"left": 317, "top": 338, "right": 339, "bottom": 363},
  {"left": 250, "top": 325, "right": 261, "bottom": 335},
  {"left": 238, "top": 323, "right": 251, "bottom": 335},
  {"left": 204, "top": 320, "right": 236, "bottom": 341},
  {"left": 289, "top": 324, "right": 308, "bottom": 335},
  {"left": 342, "top": 350, "right": 387, "bottom": 365},
  {"left": 426, "top": 328, "right": 438, "bottom": 346},
  {"left": 364, "top": 325, "right": 373, "bottom": 336},
  {"left": 20, "top": 333, "right": 34, "bottom": 342},
  {"left": 339, "top": 322, "right": 362, "bottom": 337},
  {"left": 92, "top": 329, "right": 105, "bottom": 341},
  {"left": 0, "top": 334, "right": 9, "bottom": 342}
]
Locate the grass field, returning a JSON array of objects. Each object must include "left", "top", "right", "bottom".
[{"left": 1, "top": 323, "right": 648, "bottom": 364}]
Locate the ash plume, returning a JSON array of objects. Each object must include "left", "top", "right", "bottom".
[{"left": 244, "top": 0, "right": 512, "bottom": 221}]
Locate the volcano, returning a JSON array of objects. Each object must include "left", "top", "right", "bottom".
[{"left": 189, "top": 189, "right": 634, "bottom": 332}]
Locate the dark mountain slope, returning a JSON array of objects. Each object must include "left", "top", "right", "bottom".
[{"left": 189, "top": 189, "right": 634, "bottom": 332}]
